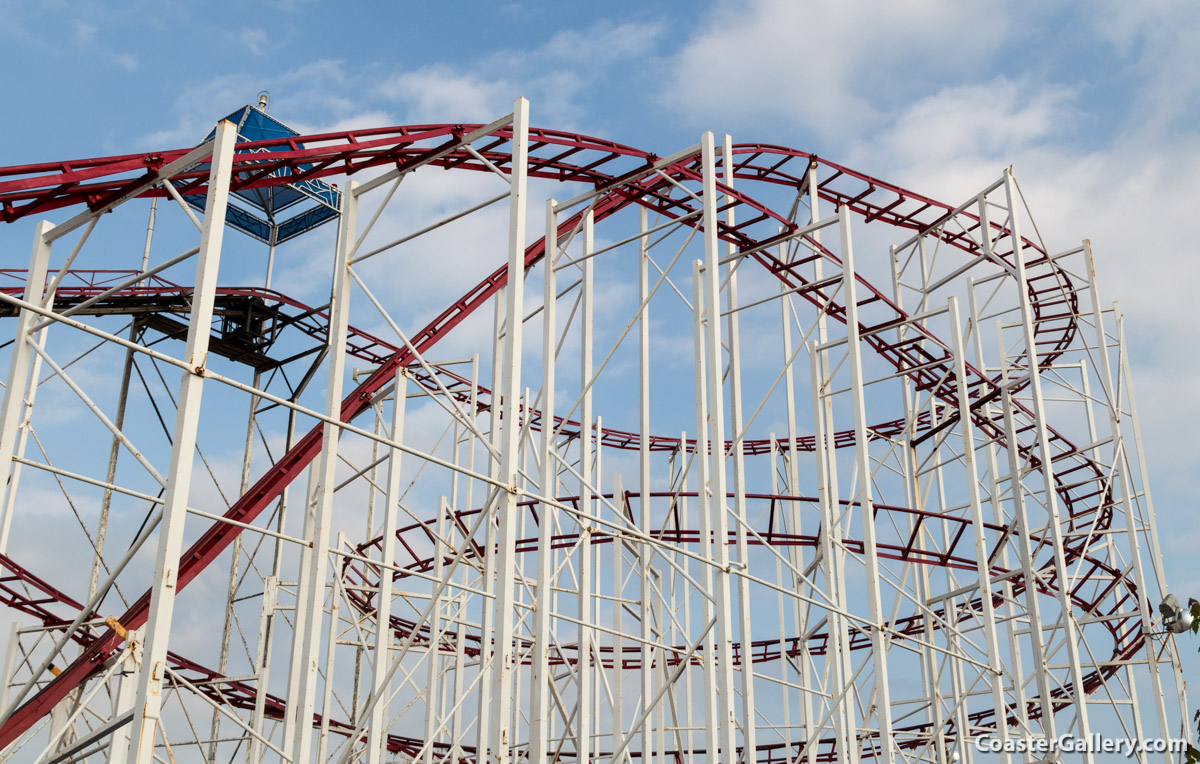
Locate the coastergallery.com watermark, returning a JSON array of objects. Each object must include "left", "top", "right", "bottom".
[{"left": 973, "top": 733, "right": 1189, "bottom": 756}]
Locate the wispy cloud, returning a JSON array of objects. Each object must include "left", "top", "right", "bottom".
[
  {"left": 378, "top": 19, "right": 666, "bottom": 129},
  {"left": 661, "top": 0, "right": 1013, "bottom": 144},
  {"left": 225, "top": 26, "right": 276, "bottom": 57}
]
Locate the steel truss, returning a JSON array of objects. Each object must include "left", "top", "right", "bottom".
[{"left": 0, "top": 99, "right": 1188, "bottom": 764}]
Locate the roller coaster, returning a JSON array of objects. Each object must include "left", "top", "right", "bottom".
[{"left": 0, "top": 98, "right": 1188, "bottom": 764}]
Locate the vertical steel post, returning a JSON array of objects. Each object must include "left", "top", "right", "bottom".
[
  {"left": 106, "top": 631, "right": 141, "bottom": 764},
  {"left": 838, "top": 205, "right": 895, "bottom": 762},
  {"left": 487, "top": 96, "right": 530, "bottom": 764},
  {"left": 316, "top": 533, "right": 345, "bottom": 764},
  {"left": 700, "top": 131, "right": 739, "bottom": 764},
  {"left": 287, "top": 175, "right": 359, "bottom": 764},
  {"left": 1003, "top": 171, "right": 1093, "bottom": 757},
  {"left": 636, "top": 203, "right": 656, "bottom": 764},
  {"left": 577, "top": 208, "right": 596, "bottom": 764},
  {"left": 129, "top": 120, "right": 237, "bottom": 764},
  {"left": 529, "top": 199, "right": 558, "bottom": 764},
  {"left": 612, "top": 473, "right": 626, "bottom": 759},
  {"left": 810, "top": 344, "right": 856, "bottom": 764},
  {"left": 210, "top": 368, "right": 262, "bottom": 761},
  {"left": 0, "top": 219, "right": 55, "bottom": 556},
  {"left": 247, "top": 575, "right": 277, "bottom": 764},
  {"left": 1115, "top": 306, "right": 1192, "bottom": 745},
  {"left": 691, "top": 259, "right": 722, "bottom": 764},
  {"left": 366, "top": 369, "right": 407, "bottom": 764},
  {"left": 947, "top": 296, "right": 1009, "bottom": 750},
  {"left": 721, "top": 134, "right": 758, "bottom": 762},
  {"left": 1082, "top": 242, "right": 1173, "bottom": 757}
]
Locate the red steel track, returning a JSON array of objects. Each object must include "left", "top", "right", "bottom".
[{"left": 0, "top": 123, "right": 1123, "bottom": 759}]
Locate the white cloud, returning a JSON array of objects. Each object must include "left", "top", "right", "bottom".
[
  {"left": 70, "top": 17, "right": 138, "bottom": 72},
  {"left": 846, "top": 76, "right": 1078, "bottom": 200},
  {"left": 663, "top": 0, "right": 1012, "bottom": 142},
  {"left": 380, "top": 65, "right": 509, "bottom": 124},
  {"left": 378, "top": 19, "right": 665, "bottom": 130},
  {"left": 227, "top": 26, "right": 274, "bottom": 57}
]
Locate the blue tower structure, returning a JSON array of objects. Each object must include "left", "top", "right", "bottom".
[{"left": 184, "top": 99, "right": 341, "bottom": 245}]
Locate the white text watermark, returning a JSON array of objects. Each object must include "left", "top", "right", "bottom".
[{"left": 973, "top": 733, "right": 1189, "bottom": 757}]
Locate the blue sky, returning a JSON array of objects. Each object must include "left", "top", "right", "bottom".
[{"left": 2, "top": 0, "right": 1198, "bottom": 730}]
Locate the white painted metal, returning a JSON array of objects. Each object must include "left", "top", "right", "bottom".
[{"left": 129, "top": 119, "right": 237, "bottom": 764}]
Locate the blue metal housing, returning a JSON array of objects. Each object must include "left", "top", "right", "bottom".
[{"left": 184, "top": 105, "right": 341, "bottom": 245}]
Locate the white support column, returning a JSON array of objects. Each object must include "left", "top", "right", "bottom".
[
  {"left": 967, "top": 269, "right": 1030, "bottom": 759},
  {"left": 636, "top": 204, "right": 656, "bottom": 764},
  {"left": 424, "top": 499, "right": 449, "bottom": 764},
  {"left": 888, "top": 242, "right": 945, "bottom": 763},
  {"left": 721, "top": 134, "right": 758, "bottom": 763},
  {"left": 810, "top": 346, "right": 856, "bottom": 764},
  {"left": 994, "top": 327, "right": 1056, "bottom": 750},
  {"left": 106, "top": 631, "right": 141, "bottom": 764},
  {"left": 947, "top": 296, "right": 1009, "bottom": 751},
  {"left": 803, "top": 162, "right": 857, "bottom": 764},
  {"left": 700, "top": 131, "right": 739, "bottom": 764},
  {"left": 529, "top": 198, "right": 558, "bottom": 764},
  {"left": 1003, "top": 171, "right": 1093, "bottom": 758},
  {"left": 487, "top": 95, "right": 529, "bottom": 764},
  {"left": 785, "top": 222, "right": 814, "bottom": 764},
  {"left": 0, "top": 623, "right": 18, "bottom": 717},
  {"left": 691, "top": 260, "right": 721, "bottom": 764},
  {"left": 1115, "top": 306, "right": 1191, "bottom": 747},
  {"left": 611, "top": 473, "right": 626, "bottom": 759},
  {"left": 1081, "top": 242, "right": 1173, "bottom": 759},
  {"left": 0, "top": 220, "right": 54, "bottom": 556},
  {"left": 837, "top": 206, "right": 895, "bottom": 763},
  {"left": 128, "top": 119, "right": 237, "bottom": 764},
  {"left": 451, "top": 355, "right": 479, "bottom": 764},
  {"left": 288, "top": 176, "right": 359, "bottom": 764},
  {"left": 577, "top": 209, "right": 596, "bottom": 764},
  {"left": 247, "top": 576, "right": 278, "bottom": 764},
  {"left": 316, "top": 535, "right": 345, "bottom": 764},
  {"left": 366, "top": 369, "right": 406, "bottom": 764},
  {"left": 474, "top": 281, "right": 505, "bottom": 764}
]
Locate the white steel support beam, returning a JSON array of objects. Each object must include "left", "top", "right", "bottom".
[
  {"left": 247, "top": 576, "right": 278, "bottom": 764},
  {"left": 700, "top": 131, "right": 739, "bottom": 764},
  {"left": 637, "top": 203, "right": 656, "bottom": 764},
  {"left": 838, "top": 205, "right": 895, "bottom": 764},
  {"left": 995, "top": 329, "right": 1057, "bottom": 750},
  {"left": 577, "top": 208, "right": 596, "bottom": 764},
  {"left": 691, "top": 260, "right": 721, "bottom": 764},
  {"left": 1003, "top": 170, "right": 1093, "bottom": 758},
  {"left": 106, "top": 631, "right": 141, "bottom": 764},
  {"left": 129, "top": 119, "right": 237, "bottom": 764},
  {"left": 969, "top": 206, "right": 1032, "bottom": 754},
  {"left": 1081, "top": 241, "right": 1173, "bottom": 759},
  {"left": 366, "top": 369, "right": 407, "bottom": 764},
  {"left": 474, "top": 280, "right": 505, "bottom": 764},
  {"left": 487, "top": 95, "right": 529, "bottom": 764},
  {"left": 946, "top": 296, "right": 1009, "bottom": 752},
  {"left": 287, "top": 175, "right": 359, "bottom": 764},
  {"left": 0, "top": 219, "right": 54, "bottom": 556},
  {"left": 1115, "top": 307, "right": 1192, "bottom": 747},
  {"left": 528, "top": 198, "right": 558, "bottom": 764},
  {"left": 792, "top": 166, "right": 819, "bottom": 764},
  {"left": 809, "top": 345, "right": 856, "bottom": 764},
  {"left": 721, "top": 134, "right": 758, "bottom": 763}
]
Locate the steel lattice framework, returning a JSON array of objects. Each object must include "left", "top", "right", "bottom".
[{"left": 0, "top": 99, "right": 1189, "bottom": 764}]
